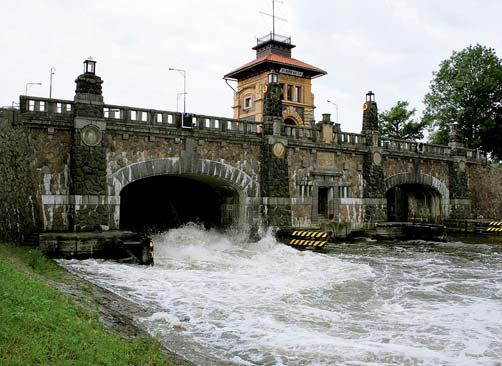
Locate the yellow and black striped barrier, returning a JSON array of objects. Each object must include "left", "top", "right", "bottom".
[
  {"left": 291, "top": 230, "right": 329, "bottom": 239},
  {"left": 288, "top": 238, "right": 327, "bottom": 248},
  {"left": 286, "top": 230, "right": 330, "bottom": 249},
  {"left": 484, "top": 221, "right": 502, "bottom": 233}
]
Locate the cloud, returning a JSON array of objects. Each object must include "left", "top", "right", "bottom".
[{"left": 1, "top": 0, "right": 501, "bottom": 132}]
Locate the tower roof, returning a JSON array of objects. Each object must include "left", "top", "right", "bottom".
[{"left": 224, "top": 33, "right": 327, "bottom": 80}]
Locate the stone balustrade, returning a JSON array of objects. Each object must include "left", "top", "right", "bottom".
[
  {"left": 334, "top": 132, "right": 366, "bottom": 146},
  {"left": 103, "top": 104, "right": 262, "bottom": 135},
  {"left": 20, "top": 96, "right": 73, "bottom": 114},
  {"left": 284, "top": 124, "right": 315, "bottom": 140},
  {"left": 19, "top": 95, "right": 485, "bottom": 160},
  {"left": 380, "top": 137, "right": 484, "bottom": 160}
]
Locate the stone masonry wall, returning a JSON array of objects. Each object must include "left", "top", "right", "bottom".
[
  {"left": 30, "top": 128, "right": 72, "bottom": 230},
  {"left": 468, "top": 164, "right": 502, "bottom": 219},
  {"left": 287, "top": 146, "right": 367, "bottom": 230},
  {"left": 0, "top": 126, "right": 42, "bottom": 242}
]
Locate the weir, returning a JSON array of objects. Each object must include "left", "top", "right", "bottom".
[{"left": 1, "top": 32, "right": 501, "bottom": 253}]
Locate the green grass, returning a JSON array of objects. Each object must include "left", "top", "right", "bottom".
[{"left": 0, "top": 244, "right": 185, "bottom": 366}]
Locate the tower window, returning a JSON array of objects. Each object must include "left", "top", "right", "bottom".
[
  {"left": 244, "top": 96, "right": 252, "bottom": 109},
  {"left": 294, "top": 86, "right": 302, "bottom": 102},
  {"left": 287, "top": 85, "right": 293, "bottom": 101}
]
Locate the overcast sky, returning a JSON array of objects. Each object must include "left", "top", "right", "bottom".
[{"left": 1, "top": 0, "right": 501, "bottom": 132}]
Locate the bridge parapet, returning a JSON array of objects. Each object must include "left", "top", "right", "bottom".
[
  {"left": 104, "top": 103, "right": 262, "bottom": 135},
  {"left": 20, "top": 95, "right": 73, "bottom": 115},
  {"left": 333, "top": 131, "right": 367, "bottom": 146},
  {"left": 380, "top": 137, "right": 484, "bottom": 161},
  {"left": 284, "top": 124, "right": 315, "bottom": 140},
  {"left": 19, "top": 96, "right": 486, "bottom": 162},
  {"left": 283, "top": 123, "right": 368, "bottom": 147},
  {"left": 19, "top": 95, "right": 263, "bottom": 137}
]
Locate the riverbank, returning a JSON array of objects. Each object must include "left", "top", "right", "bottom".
[{"left": 0, "top": 243, "right": 189, "bottom": 366}]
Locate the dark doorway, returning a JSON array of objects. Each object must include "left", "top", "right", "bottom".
[
  {"left": 386, "top": 184, "right": 442, "bottom": 223},
  {"left": 318, "top": 187, "right": 329, "bottom": 218},
  {"left": 120, "top": 175, "right": 238, "bottom": 233},
  {"left": 284, "top": 118, "right": 297, "bottom": 126}
]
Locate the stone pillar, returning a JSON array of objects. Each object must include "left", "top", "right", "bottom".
[
  {"left": 319, "top": 113, "right": 334, "bottom": 144},
  {"left": 362, "top": 149, "right": 386, "bottom": 223},
  {"left": 361, "top": 91, "right": 380, "bottom": 147},
  {"left": 260, "top": 81, "right": 292, "bottom": 228},
  {"left": 361, "top": 92, "right": 386, "bottom": 223},
  {"left": 69, "top": 59, "right": 113, "bottom": 231}
]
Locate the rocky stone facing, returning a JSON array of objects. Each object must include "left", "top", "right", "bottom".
[{"left": 0, "top": 126, "right": 42, "bottom": 242}]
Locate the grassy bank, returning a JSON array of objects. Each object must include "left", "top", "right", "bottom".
[{"left": 0, "top": 244, "right": 185, "bottom": 366}]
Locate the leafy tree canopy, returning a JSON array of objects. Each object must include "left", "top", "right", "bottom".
[
  {"left": 423, "top": 44, "right": 502, "bottom": 159},
  {"left": 379, "top": 100, "right": 427, "bottom": 140}
]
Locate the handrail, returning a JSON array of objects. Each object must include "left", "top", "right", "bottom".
[{"left": 18, "top": 95, "right": 485, "bottom": 159}]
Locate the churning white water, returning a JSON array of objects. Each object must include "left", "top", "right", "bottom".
[{"left": 59, "top": 225, "right": 502, "bottom": 365}]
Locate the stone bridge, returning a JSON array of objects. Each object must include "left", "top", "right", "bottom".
[{"left": 3, "top": 63, "right": 499, "bottom": 239}]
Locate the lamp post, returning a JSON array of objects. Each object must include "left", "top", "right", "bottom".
[
  {"left": 327, "top": 100, "right": 338, "bottom": 123},
  {"left": 176, "top": 92, "right": 187, "bottom": 113},
  {"left": 49, "top": 67, "right": 56, "bottom": 99},
  {"left": 25, "top": 82, "right": 42, "bottom": 96},
  {"left": 169, "top": 68, "right": 187, "bottom": 126}
]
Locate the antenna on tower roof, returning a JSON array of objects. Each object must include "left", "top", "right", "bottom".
[{"left": 259, "top": 0, "right": 288, "bottom": 36}]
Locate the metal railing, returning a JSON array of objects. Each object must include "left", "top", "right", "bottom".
[{"left": 257, "top": 33, "right": 291, "bottom": 46}]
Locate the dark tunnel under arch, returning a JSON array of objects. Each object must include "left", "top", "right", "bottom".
[{"left": 119, "top": 174, "right": 240, "bottom": 233}]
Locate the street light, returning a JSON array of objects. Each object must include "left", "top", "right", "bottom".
[
  {"left": 25, "top": 82, "right": 42, "bottom": 96},
  {"left": 176, "top": 92, "right": 187, "bottom": 113},
  {"left": 168, "top": 68, "right": 187, "bottom": 127},
  {"left": 327, "top": 100, "right": 339, "bottom": 124},
  {"left": 49, "top": 67, "right": 56, "bottom": 99}
]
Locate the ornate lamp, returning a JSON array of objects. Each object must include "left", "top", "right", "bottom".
[
  {"left": 83, "top": 57, "right": 96, "bottom": 74},
  {"left": 268, "top": 69, "right": 278, "bottom": 84},
  {"left": 366, "top": 90, "right": 375, "bottom": 102}
]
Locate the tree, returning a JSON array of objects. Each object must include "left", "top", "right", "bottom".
[
  {"left": 379, "top": 100, "right": 427, "bottom": 140},
  {"left": 423, "top": 44, "right": 502, "bottom": 159}
]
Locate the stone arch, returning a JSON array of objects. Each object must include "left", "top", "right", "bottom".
[
  {"left": 282, "top": 106, "right": 303, "bottom": 126},
  {"left": 107, "top": 157, "right": 260, "bottom": 229},
  {"left": 384, "top": 172, "right": 450, "bottom": 220}
]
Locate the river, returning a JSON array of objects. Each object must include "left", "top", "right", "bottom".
[{"left": 58, "top": 225, "right": 502, "bottom": 365}]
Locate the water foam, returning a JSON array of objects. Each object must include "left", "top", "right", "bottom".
[{"left": 59, "top": 226, "right": 502, "bottom": 365}]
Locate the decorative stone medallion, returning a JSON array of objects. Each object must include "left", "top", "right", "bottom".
[
  {"left": 372, "top": 151, "right": 382, "bottom": 166},
  {"left": 81, "top": 124, "right": 102, "bottom": 147},
  {"left": 458, "top": 160, "right": 466, "bottom": 172},
  {"left": 272, "top": 142, "right": 286, "bottom": 158}
]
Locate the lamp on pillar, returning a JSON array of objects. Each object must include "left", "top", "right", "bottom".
[
  {"left": 366, "top": 90, "right": 375, "bottom": 102},
  {"left": 74, "top": 57, "right": 103, "bottom": 118},
  {"left": 362, "top": 90, "right": 379, "bottom": 145},
  {"left": 83, "top": 57, "right": 96, "bottom": 74},
  {"left": 268, "top": 69, "right": 278, "bottom": 84}
]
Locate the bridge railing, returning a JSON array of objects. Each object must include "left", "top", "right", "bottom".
[
  {"left": 380, "top": 138, "right": 485, "bottom": 160},
  {"left": 333, "top": 132, "right": 366, "bottom": 146},
  {"left": 380, "top": 138, "right": 453, "bottom": 156},
  {"left": 102, "top": 105, "right": 262, "bottom": 135},
  {"left": 284, "top": 124, "right": 315, "bottom": 140},
  {"left": 283, "top": 125, "right": 368, "bottom": 147},
  {"left": 20, "top": 96, "right": 73, "bottom": 115},
  {"left": 18, "top": 96, "right": 487, "bottom": 159},
  {"left": 193, "top": 113, "right": 261, "bottom": 134}
]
